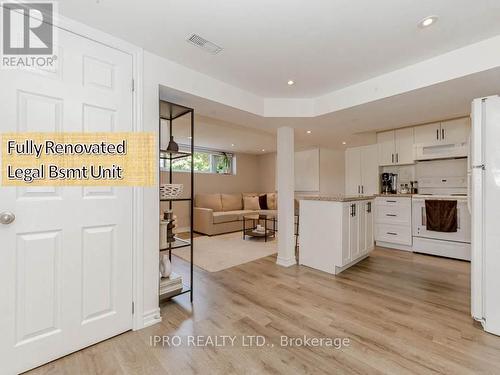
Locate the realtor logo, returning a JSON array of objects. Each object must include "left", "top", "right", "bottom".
[{"left": 1, "top": 1, "right": 57, "bottom": 69}]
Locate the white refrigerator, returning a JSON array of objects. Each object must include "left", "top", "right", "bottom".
[{"left": 470, "top": 95, "right": 500, "bottom": 336}]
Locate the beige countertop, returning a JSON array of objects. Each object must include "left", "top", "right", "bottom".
[
  {"left": 299, "top": 195, "right": 376, "bottom": 202},
  {"left": 374, "top": 193, "right": 413, "bottom": 198}
]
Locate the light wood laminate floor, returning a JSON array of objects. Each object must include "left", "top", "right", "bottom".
[{"left": 27, "top": 247, "right": 500, "bottom": 374}]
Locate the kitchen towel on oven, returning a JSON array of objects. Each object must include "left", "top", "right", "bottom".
[{"left": 425, "top": 200, "right": 458, "bottom": 232}]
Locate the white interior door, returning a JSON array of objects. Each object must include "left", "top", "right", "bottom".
[{"left": 0, "top": 25, "right": 135, "bottom": 374}]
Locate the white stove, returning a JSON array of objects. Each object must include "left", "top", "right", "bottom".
[
  {"left": 411, "top": 177, "right": 471, "bottom": 260},
  {"left": 412, "top": 193, "right": 467, "bottom": 200}
]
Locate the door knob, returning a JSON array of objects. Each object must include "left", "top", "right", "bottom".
[{"left": 0, "top": 211, "right": 15, "bottom": 225}]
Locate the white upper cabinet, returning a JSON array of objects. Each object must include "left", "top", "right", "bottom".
[
  {"left": 440, "top": 117, "right": 470, "bottom": 144},
  {"left": 414, "top": 118, "right": 470, "bottom": 145},
  {"left": 345, "top": 145, "right": 379, "bottom": 195},
  {"left": 377, "top": 130, "right": 395, "bottom": 166},
  {"left": 394, "top": 127, "right": 414, "bottom": 165},
  {"left": 377, "top": 128, "right": 414, "bottom": 166},
  {"left": 414, "top": 122, "right": 441, "bottom": 144}
]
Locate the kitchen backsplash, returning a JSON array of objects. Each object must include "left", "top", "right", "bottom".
[{"left": 382, "top": 158, "right": 467, "bottom": 191}]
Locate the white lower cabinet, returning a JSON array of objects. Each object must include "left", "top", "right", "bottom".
[
  {"left": 374, "top": 197, "right": 412, "bottom": 247},
  {"left": 299, "top": 198, "right": 374, "bottom": 275},
  {"left": 343, "top": 201, "right": 373, "bottom": 265}
]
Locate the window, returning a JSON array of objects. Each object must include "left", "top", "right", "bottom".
[{"left": 160, "top": 147, "right": 235, "bottom": 175}]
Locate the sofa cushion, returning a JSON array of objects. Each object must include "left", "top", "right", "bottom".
[
  {"left": 212, "top": 210, "right": 255, "bottom": 224},
  {"left": 267, "top": 193, "right": 277, "bottom": 210},
  {"left": 221, "top": 193, "right": 243, "bottom": 211},
  {"left": 212, "top": 211, "right": 239, "bottom": 224},
  {"left": 242, "top": 192, "right": 258, "bottom": 197},
  {"left": 195, "top": 193, "right": 222, "bottom": 212},
  {"left": 231, "top": 210, "right": 257, "bottom": 220},
  {"left": 243, "top": 196, "right": 260, "bottom": 210}
]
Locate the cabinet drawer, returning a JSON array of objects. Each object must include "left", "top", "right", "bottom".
[
  {"left": 375, "top": 197, "right": 411, "bottom": 208},
  {"left": 375, "top": 224, "right": 412, "bottom": 245},
  {"left": 375, "top": 204, "right": 411, "bottom": 225}
]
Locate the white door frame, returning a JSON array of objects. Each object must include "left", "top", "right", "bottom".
[{"left": 4, "top": 4, "right": 147, "bottom": 331}]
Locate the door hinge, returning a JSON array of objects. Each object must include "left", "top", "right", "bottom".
[
  {"left": 132, "top": 79, "right": 135, "bottom": 92},
  {"left": 132, "top": 302, "right": 135, "bottom": 314}
]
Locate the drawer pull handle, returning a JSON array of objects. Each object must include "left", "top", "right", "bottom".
[
  {"left": 386, "top": 214, "right": 397, "bottom": 217},
  {"left": 386, "top": 200, "right": 397, "bottom": 203},
  {"left": 387, "top": 232, "right": 398, "bottom": 235}
]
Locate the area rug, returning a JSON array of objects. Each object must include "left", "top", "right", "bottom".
[{"left": 172, "top": 231, "right": 277, "bottom": 272}]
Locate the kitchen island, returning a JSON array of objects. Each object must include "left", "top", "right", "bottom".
[{"left": 298, "top": 195, "right": 375, "bottom": 275}]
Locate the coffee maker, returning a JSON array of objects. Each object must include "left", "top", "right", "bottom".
[{"left": 381, "top": 173, "right": 398, "bottom": 194}]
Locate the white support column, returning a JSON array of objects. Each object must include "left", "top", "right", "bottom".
[{"left": 276, "top": 126, "right": 296, "bottom": 267}]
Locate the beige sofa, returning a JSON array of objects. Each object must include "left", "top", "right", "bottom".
[{"left": 194, "top": 193, "right": 277, "bottom": 236}]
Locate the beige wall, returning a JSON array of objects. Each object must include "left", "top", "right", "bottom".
[
  {"left": 260, "top": 148, "right": 345, "bottom": 198},
  {"left": 257, "top": 152, "right": 277, "bottom": 192},
  {"left": 160, "top": 153, "right": 264, "bottom": 228}
]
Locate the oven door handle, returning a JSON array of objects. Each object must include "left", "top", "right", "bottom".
[
  {"left": 421, "top": 206, "right": 426, "bottom": 226},
  {"left": 457, "top": 207, "right": 460, "bottom": 230}
]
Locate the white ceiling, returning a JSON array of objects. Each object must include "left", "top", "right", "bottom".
[
  {"left": 160, "top": 113, "right": 276, "bottom": 154},
  {"left": 60, "top": 0, "right": 500, "bottom": 98},
  {"left": 161, "top": 67, "right": 500, "bottom": 151}
]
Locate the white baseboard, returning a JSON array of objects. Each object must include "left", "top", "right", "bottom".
[
  {"left": 276, "top": 256, "right": 297, "bottom": 267},
  {"left": 376, "top": 241, "right": 413, "bottom": 252},
  {"left": 143, "top": 308, "right": 162, "bottom": 328}
]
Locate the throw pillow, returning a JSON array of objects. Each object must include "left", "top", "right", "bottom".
[
  {"left": 243, "top": 196, "right": 260, "bottom": 210},
  {"left": 259, "top": 194, "right": 268, "bottom": 209},
  {"left": 267, "top": 193, "right": 277, "bottom": 210}
]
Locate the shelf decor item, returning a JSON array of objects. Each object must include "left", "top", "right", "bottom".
[
  {"left": 160, "top": 184, "right": 183, "bottom": 199},
  {"left": 166, "top": 135, "right": 179, "bottom": 153},
  {"left": 159, "top": 254, "right": 172, "bottom": 278}
]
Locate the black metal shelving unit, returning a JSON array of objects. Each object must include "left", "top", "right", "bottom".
[{"left": 159, "top": 100, "right": 194, "bottom": 302}]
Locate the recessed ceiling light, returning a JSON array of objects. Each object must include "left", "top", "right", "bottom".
[
  {"left": 231, "top": 143, "right": 235, "bottom": 147},
  {"left": 287, "top": 80, "right": 295, "bottom": 86},
  {"left": 306, "top": 130, "right": 312, "bottom": 134},
  {"left": 261, "top": 149, "right": 266, "bottom": 152},
  {"left": 187, "top": 136, "right": 192, "bottom": 139},
  {"left": 418, "top": 16, "right": 438, "bottom": 28},
  {"left": 342, "top": 141, "right": 347, "bottom": 145}
]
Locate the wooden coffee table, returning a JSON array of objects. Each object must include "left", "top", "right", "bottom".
[{"left": 242, "top": 213, "right": 276, "bottom": 242}]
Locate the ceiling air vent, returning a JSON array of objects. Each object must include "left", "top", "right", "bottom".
[{"left": 186, "top": 34, "right": 223, "bottom": 54}]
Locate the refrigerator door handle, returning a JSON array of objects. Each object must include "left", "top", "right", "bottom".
[{"left": 467, "top": 173, "right": 471, "bottom": 214}]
